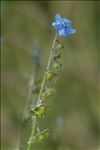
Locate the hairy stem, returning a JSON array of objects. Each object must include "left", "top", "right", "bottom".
[{"left": 26, "top": 33, "right": 57, "bottom": 150}]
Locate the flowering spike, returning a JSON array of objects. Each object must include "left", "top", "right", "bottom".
[{"left": 25, "top": 13, "right": 76, "bottom": 150}]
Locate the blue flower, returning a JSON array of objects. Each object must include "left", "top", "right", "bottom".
[{"left": 52, "top": 14, "right": 76, "bottom": 38}]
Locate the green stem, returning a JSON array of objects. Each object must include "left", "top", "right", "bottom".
[
  {"left": 27, "top": 115, "right": 36, "bottom": 150},
  {"left": 37, "top": 32, "right": 57, "bottom": 104},
  {"left": 26, "top": 33, "right": 57, "bottom": 150}
]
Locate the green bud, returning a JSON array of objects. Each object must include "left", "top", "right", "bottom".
[
  {"left": 52, "top": 53, "right": 61, "bottom": 60},
  {"left": 52, "top": 62, "right": 62, "bottom": 71},
  {"left": 36, "top": 134, "right": 45, "bottom": 142},
  {"left": 34, "top": 104, "right": 47, "bottom": 118},
  {"left": 46, "top": 71, "right": 57, "bottom": 81},
  {"left": 36, "top": 129, "right": 49, "bottom": 142},
  {"left": 56, "top": 43, "right": 64, "bottom": 49},
  {"left": 43, "top": 130, "right": 49, "bottom": 138},
  {"left": 55, "top": 39, "right": 64, "bottom": 50}
]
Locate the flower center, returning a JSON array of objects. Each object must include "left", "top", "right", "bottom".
[{"left": 62, "top": 22, "right": 67, "bottom": 28}]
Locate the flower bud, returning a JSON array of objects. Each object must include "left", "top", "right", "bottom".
[
  {"left": 34, "top": 104, "right": 47, "bottom": 118},
  {"left": 56, "top": 43, "right": 64, "bottom": 50},
  {"left": 42, "top": 87, "right": 56, "bottom": 99},
  {"left": 36, "top": 134, "right": 45, "bottom": 142},
  {"left": 46, "top": 71, "right": 57, "bottom": 81},
  {"left": 52, "top": 53, "right": 61, "bottom": 60},
  {"left": 52, "top": 62, "right": 62, "bottom": 71},
  {"left": 36, "top": 129, "right": 49, "bottom": 142},
  {"left": 55, "top": 40, "right": 64, "bottom": 50}
]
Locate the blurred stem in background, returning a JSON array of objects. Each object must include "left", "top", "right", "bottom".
[{"left": 16, "top": 41, "right": 42, "bottom": 150}]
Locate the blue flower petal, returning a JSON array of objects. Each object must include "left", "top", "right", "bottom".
[
  {"left": 68, "top": 28, "right": 76, "bottom": 35},
  {"left": 55, "top": 14, "right": 62, "bottom": 22},
  {"left": 63, "top": 18, "right": 72, "bottom": 28},
  {"left": 58, "top": 29, "right": 68, "bottom": 38},
  {"left": 52, "top": 22, "right": 62, "bottom": 29}
]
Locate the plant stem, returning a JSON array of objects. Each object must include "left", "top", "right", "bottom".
[
  {"left": 26, "top": 32, "right": 57, "bottom": 150},
  {"left": 27, "top": 115, "right": 36, "bottom": 150},
  {"left": 37, "top": 32, "right": 57, "bottom": 104}
]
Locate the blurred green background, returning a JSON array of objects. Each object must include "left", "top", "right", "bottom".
[{"left": 1, "top": 1, "right": 100, "bottom": 150}]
